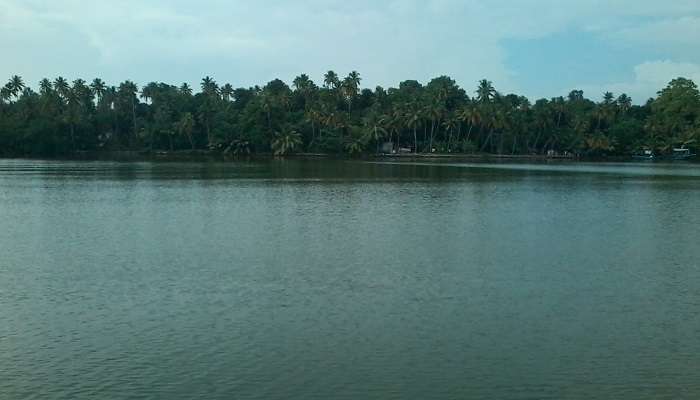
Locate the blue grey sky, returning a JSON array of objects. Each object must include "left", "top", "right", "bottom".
[{"left": 2, "top": 0, "right": 699, "bottom": 103}]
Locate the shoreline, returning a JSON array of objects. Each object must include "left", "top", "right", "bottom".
[
  {"left": 1, "top": 150, "right": 694, "bottom": 164},
  {"left": 0, "top": 150, "right": 599, "bottom": 162}
]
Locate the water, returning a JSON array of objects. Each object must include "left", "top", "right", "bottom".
[{"left": 1, "top": 158, "right": 699, "bottom": 399}]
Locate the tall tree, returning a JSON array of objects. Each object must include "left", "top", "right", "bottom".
[
  {"left": 476, "top": 79, "right": 496, "bottom": 103},
  {"left": 199, "top": 76, "right": 220, "bottom": 147},
  {"left": 177, "top": 112, "right": 196, "bottom": 150},
  {"left": 90, "top": 78, "right": 106, "bottom": 102},
  {"left": 342, "top": 71, "right": 361, "bottom": 115},
  {"left": 6, "top": 75, "right": 25, "bottom": 100},
  {"left": 118, "top": 80, "right": 139, "bottom": 147},
  {"left": 323, "top": 71, "right": 340, "bottom": 90}
]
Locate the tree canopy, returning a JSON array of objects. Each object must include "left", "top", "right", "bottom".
[{"left": 1, "top": 72, "right": 698, "bottom": 157}]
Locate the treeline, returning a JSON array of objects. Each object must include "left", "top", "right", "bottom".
[{"left": 0, "top": 72, "right": 699, "bottom": 157}]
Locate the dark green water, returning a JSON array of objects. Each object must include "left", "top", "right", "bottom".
[{"left": 1, "top": 159, "right": 699, "bottom": 399}]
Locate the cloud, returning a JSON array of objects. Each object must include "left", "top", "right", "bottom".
[
  {"left": 0, "top": 0, "right": 699, "bottom": 100},
  {"left": 578, "top": 60, "right": 700, "bottom": 103},
  {"left": 616, "top": 16, "right": 700, "bottom": 55}
]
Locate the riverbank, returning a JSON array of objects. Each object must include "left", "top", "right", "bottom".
[
  {"left": 3, "top": 150, "right": 693, "bottom": 164},
  {"left": 3, "top": 150, "right": 584, "bottom": 162}
]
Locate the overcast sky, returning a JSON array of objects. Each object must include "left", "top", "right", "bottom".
[{"left": 2, "top": 0, "right": 699, "bottom": 103}]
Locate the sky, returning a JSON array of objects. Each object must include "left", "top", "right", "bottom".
[{"left": 2, "top": 0, "right": 700, "bottom": 103}]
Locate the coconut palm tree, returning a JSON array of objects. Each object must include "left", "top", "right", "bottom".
[
  {"left": 347, "top": 71, "right": 361, "bottom": 91},
  {"left": 552, "top": 96, "right": 566, "bottom": 129},
  {"left": 387, "top": 107, "right": 404, "bottom": 152},
  {"left": 602, "top": 91, "right": 615, "bottom": 105},
  {"left": 476, "top": 79, "right": 496, "bottom": 103},
  {"left": 293, "top": 74, "right": 313, "bottom": 92},
  {"left": 271, "top": 128, "right": 302, "bottom": 155},
  {"left": 442, "top": 114, "right": 458, "bottom": 151},
  {"left": 617, "top": 94, "right": 632, "bottom": 114},
  {"left": 303, "top": 104, "right": 321, "bottom": 141},
  {"left": 423, "top": 100, "right": 444, "bottom": 152},
  {"left": 39, "top": 79, "right": 53, "bottom": 96},
  {"left": 118, "top": 80, "right": 139, "bottom": 145},
  {"left": 66, "top": 81, "right": 83, "bottom": 150},
  {"left": 345, "top": 134, "right": 366, "bottom": 155},
  {"left": 457, "top": 103, "right": 481, "bottom": 147},
  {"left": 362, "top": 110, "right": 388, "bottom": 154},
  {"left": 90, "top": 78, "right": 106, "bottom": 102},
  {"left": 404, "top": 102, "right": 422, "bottom": 153},
  {"left": 201, "top": 76, "right": 218, "bottom": 95},
  {"left": 72, "top": 79, "right": 92, "bottom": 102},
  {"left": 480, "top": 105, "right": 506, "bottom": 152},
  {"left": 342, "top": 71, "right": 361, "bottom": 115},
  {"left": 293, "top": 74, "right": 318, "bottom": 115},
  {"left": 54, "top": 77, "right": 70, "bottom": 100},
  {"left": 179, "top": 83, "right": 193, "bottom": 96},
  {"left": 0, "top": 86, "right": 10, "bottom": 103},
  {"left": 531, "top": 101, "right": 553, "bottom": 152},
  {"left": 140, "top": 82, "right": 158, "bottom": 104},
  {"left": 176, "top": 112, "right": 196, "bottom": 150},
  {"left": 6, "top": 75, "right": 24, "bottom": 100},
  {"left": 199, "top": 77, "right": 220, "bottom": 146},
  {"left": 260, "top": 92, "right": 275, "bottom": 131},
  {"left": 323, "top": 71, "right": 340, "bottom": 90},
  {"left": 220, "top": 84, "right": 234, "bottom": 101}
]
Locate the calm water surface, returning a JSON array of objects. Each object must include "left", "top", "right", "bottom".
[{"left": 1, "top": 159, "right": 699, "bottom": 399}]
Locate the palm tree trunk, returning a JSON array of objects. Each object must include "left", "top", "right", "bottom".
[
  {"left": 111, "top": 107, "right": 118, "bottom": 147},
  {"left": 131, "top": 98, "right": 136, "bottom": 149},
  {"left": 414, "top": 126, "right": 418, "bottom": 154},
  {"left": 477, "top": 125, "right": 484, "bottom": 151},
  {"left": 542, "top": 137, "right": 553, "bottom": 152},
  {"left": 498, "top": 131, "right": 504, "bottom": 154},
  {"left": 481, "top": 129, "right": 494, "bottom": 152},
  {"left": 206, "top": 121, "right": 211, "bottom": 147},
  {"left": 375, "top": 127, "right": 380, "bottom": 154},
  {"left": 70, "top": 123, "right": 76, "bottom": 152},
  {"left": 533, "top": 130, "right": 543, "bottom": 153}
]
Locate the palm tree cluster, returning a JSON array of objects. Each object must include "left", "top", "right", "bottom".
[{"left": 1, "top": 72, "right": 698, "bottom": 157}]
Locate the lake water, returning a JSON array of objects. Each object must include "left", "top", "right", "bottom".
[{"left": 1, "top": 158, "right": 699, "bottom": 399}]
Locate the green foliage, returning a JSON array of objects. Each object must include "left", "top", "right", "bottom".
[
  {"left": 0, "top": 73, "right": 698, "bottom": 158},
  {"left": 647, "top": 78, "right": 700, "bottom": 151},
  {"left": 176, "top": 112, "right": 195, "bottom": 150},
  {"left": 271, "top": 128, "right": 302, "bottom": 155}
]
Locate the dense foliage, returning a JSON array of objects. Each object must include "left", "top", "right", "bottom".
[{"left": 1, "top": 73, "right": 698, "bottom": 157}]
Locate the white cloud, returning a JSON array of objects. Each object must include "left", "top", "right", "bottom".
[
  {"left": 0, "top": 0, "right": 699, "bottom": 98},
  {"left": 579, "top": 60, "right": 700, "bottom": 103},
  {"left": 594, "top": 16, "right": 700, "bottom": 64}
]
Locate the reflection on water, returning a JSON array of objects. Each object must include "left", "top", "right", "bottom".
[{"left": 1, "top": 159, "right": 699, "bottom": 399}]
